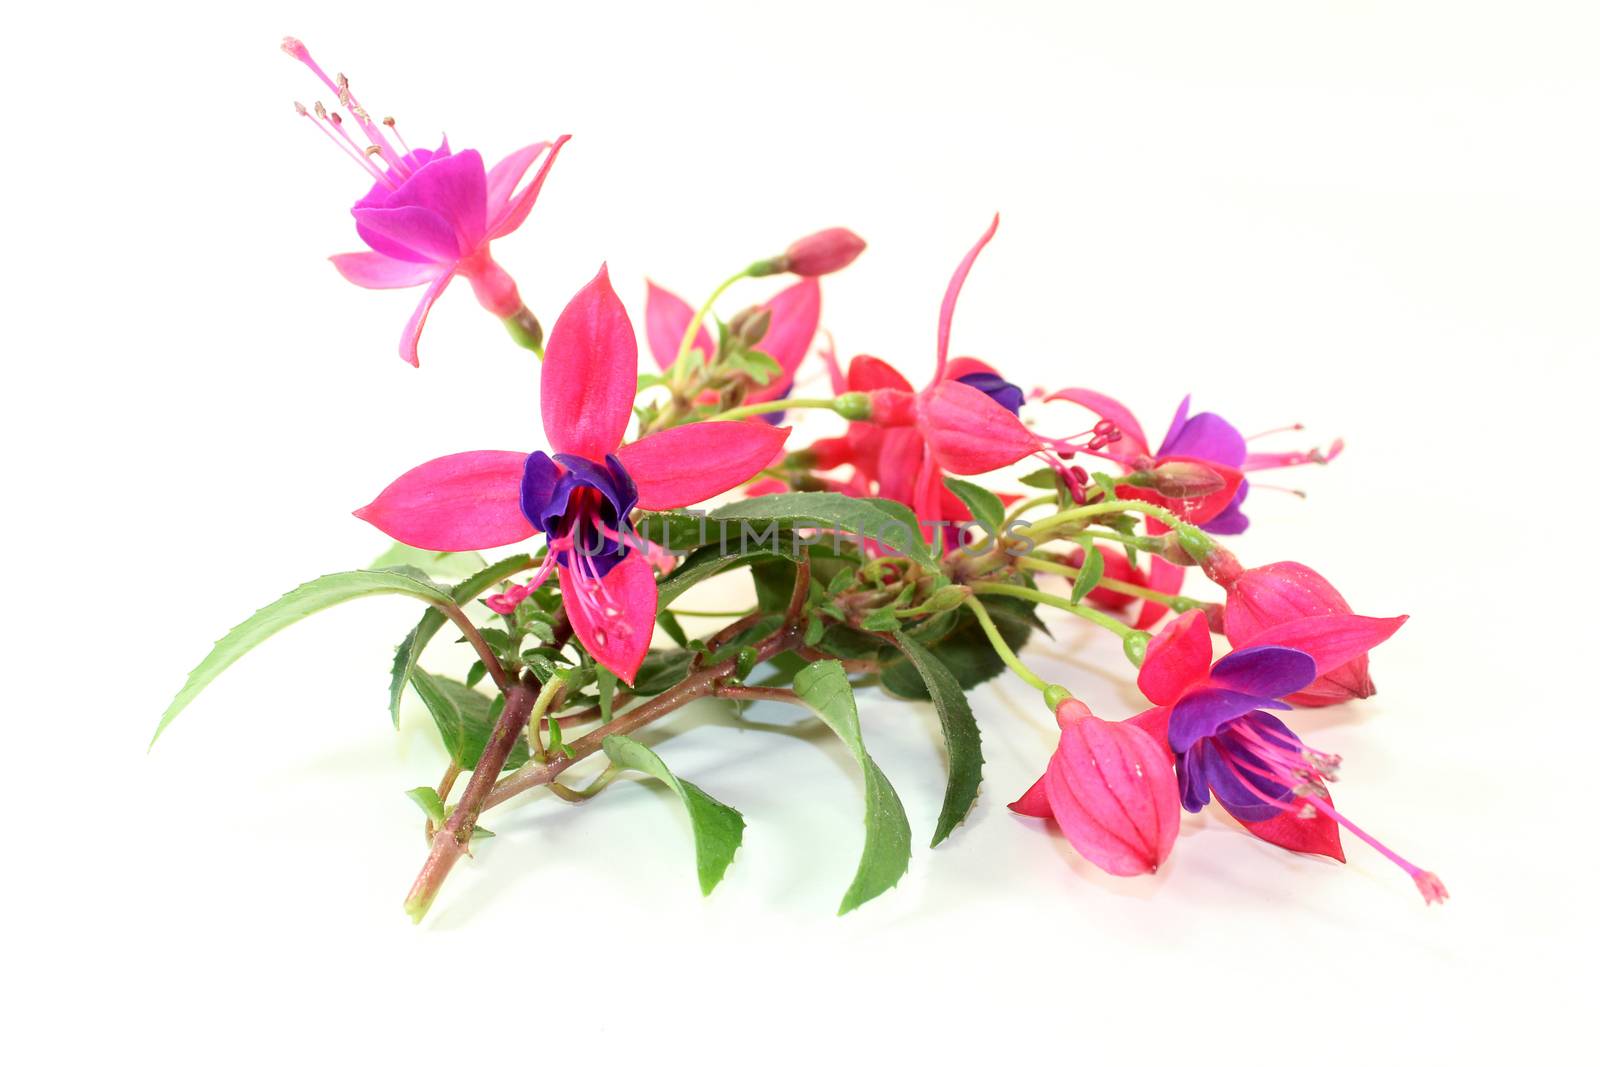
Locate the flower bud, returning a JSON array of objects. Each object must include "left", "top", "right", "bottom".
[
  {"left": 779, "top": 227, "right": 866, "bottom": 277},
  {"left": 1220, "top": 561, "right": 1382, "bottom": 704},
  {"left": 832, "top": 391, "right": 873, "bottom": 421},
  {"left": 867, "top": 387, "right": 917, "bottom": 426},
  {"left": 727, "top": 306, "right": 772, "bottom": 346},
  {"left": 1016, "top": 700, "right": 1181, "bottom": 877},
  {"left": 1149, "top": 460, "right": 1226, "bottom": 499}
]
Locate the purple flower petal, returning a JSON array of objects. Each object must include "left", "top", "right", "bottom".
[
  {"left": 1162, "top": 411, "right": 1247, "bottom": 467},
  {"left": 1200, "top": 480, "right": 1251, "bottom": 534},
  {"left": 1156, "top": 395, "right": 1193, "bottom": 456},
  {"left": 1168, "top": 686, "right": 1292, "bottom": 752},
  {"left": 1209, "top": 645, "right": 1318, "bottom": 699}
]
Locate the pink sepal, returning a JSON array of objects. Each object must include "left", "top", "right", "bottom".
[
  {"left": 617, "top": 422, "right": 791, "bottom": 510},
  {"left": 541, "top": 264, "right": 638, "bottom": 460},
  {"left": 355, "top": 450, "right": 534, "bottom": 551},
  {"left": 560, "top": 551, "right": 656, "bottom": 685}
]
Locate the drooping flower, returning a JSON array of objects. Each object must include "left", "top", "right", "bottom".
[
  {"left": 1129, "top": 610, "right": 1445, "bottom": 903},
  {"left": 644, "top": 278, "right": 822, "bottom": 416},
  {"left": 1197, "top": 549, "right": 1404, "bottom": 706},
  {"left": 283, "top": 38, "right": 569, "bottom": 366},
  {"left": 805, "top": 216, "right": 1039, "bottom": 528},
  {"left": 1044, "top": 391, "right": 1337, "bottom": 628},
  {"left": 1009, "top": 699, "right": 1181, "bottom": 876},
  {"left": 355, "top": 266, "right": 791, "bottom": 682}
]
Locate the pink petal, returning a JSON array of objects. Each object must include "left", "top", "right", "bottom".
[
  {"left": 747, "top": 278, "right": 821, "bottom": 403},
  {"left": 485, "top": 141, "right": 550, "bottom": 216},
  {"left": 1045, "top": 388, "right": 1151, "bottom": 459},
  {"left": 1125, "top": 706, "right": 1173, "bottom": 749},
  {"left": 399, "top": 271, "right": 455, "bottom": 367},
  {"left": 820, "top": 334, "right": 848, "bottom": 394},
  {"left": 541, "top": 264, "right": 638, "bottom": 460},
  {"left": 874, "top": 427, "right": 930, "bottom": 506},
  {"left": 353, "top": 204, "right": 463, "bottom": 264},
  {"left": 917, "top": 380, "right": 1038, "bottom": 475},
  {"left": 644, "top": 281, "right": 713, "bottom": 370},
  {"left": 382, "top": 149, "right": 487, "bottom": 251},
  {"left": 1236, "top": 614, "right": 1408, "bottom": 680},
  {"left": 847, "top": 354, "right": 915, "bottom": 393},
  {"left": 329, "top": 252, "right": 443, "bottom": 290},
  {"left": 1236, "top": 792, "right": 1346, "bottom": 861},
  {"left": 1137, "top": 609, "right": 1214, "bottom": 706},
  {"left": 617, "top": 422, "right": 792, "bottom": 510},
  {"left": 354, "top": 451, "right": 534, "bottom": 551},
  {"left": 1008, "top": 774, "right": 1052, "bottom": 819},
  {"left": 561, "top": 551, "right": 656, "bottom": 684},
  {"left": 487, "top": 134, "right": 571, "bottom": 240},
  {"left": 934, "top": 213, "right": 999, "bottom": 381}
]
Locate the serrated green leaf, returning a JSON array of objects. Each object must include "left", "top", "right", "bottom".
[
  {"left": 656, "top": 542, "right": 796, "bottom": 608},
  {"left": 369, "top": 542, "right": 488, "bottom": 580},
  {"left": 792, "top": 661, "right": 913, "bottom": 914},
  {"left": 1071, "top": 545, "right": 1105, "bottom": 606},
  {"left": 886, "top": 635, "right": 984, "bottom": 846},
  {"left": 657, "top": 609, "right": 689, "bottom": 648},
  {"left": 388, "top": 554, "right": 534, "bottom": 726},
  {"left": 943, "top": 476, "right": 1006, "bottom": 532},
  {"left": 878, "top": 594, "right": 1042, "bottom": 696},
  {"left": 154, "top": 569, "right": 454, "bottom": 747},
  {"left": 633, "top": 510, "right": 711, "bottom": 554},
  {"left": 861, "top": 606, "right": 901, "bottom": 632},
  {"left": 405, "top": 786, "right": 447, "bottom": 823},
  {"left": 597, "top": 666, "right": 617, "bottom": 724},
  {"left": 410, "top": 671, "right": 530, "bottom": 772},
  {"left": 601, "top": 735, "right": 746, "bottom": 894}
]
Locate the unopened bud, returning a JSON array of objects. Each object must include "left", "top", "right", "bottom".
[
  {"left": 780, "top": 227, "right": 867, "bottom": 277},
  {"left": 832, "top": 391, "right": 873, "bottom": 421},
  {"left": 727, "top": 306, "right": 772, "bottom": 346},
  {"left": 1149, "top": 460, "right": 1226, "bottom": 499},
  {"left": 920, "top": 585, "right": 972, "bottom": 613}
]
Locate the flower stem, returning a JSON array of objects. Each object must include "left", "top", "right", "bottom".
[
  {"left": 971, "top": 581, "right": 1139, "bottom": 641},
  {"left": 1026, "top": 499, "right": 1189, "bottom": 541},
  {"left": 963, "top": 598, "right": 1050, "bottom": 693},
  {"left": 707, "top": 397, "right": 841, "bottom": 422},
  {"left": 1017, "top": 555, "right": 1187, "bottom": 607},
  {"left": 671, "top": 268, "right": 751, "bottom": 387}
]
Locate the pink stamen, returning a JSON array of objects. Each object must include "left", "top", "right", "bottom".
[
  {"left": 283, "top": 37, "right": 413, "bottom": 178},
  {"left": 1245, "top": 423, "right": 1307, "bottom": 441},
  {"left": 295, "top": 101, "right": 394, "bottom": 186},
  {"left": 1216, "top": 721, "right": 1447, "bottom": 905}
]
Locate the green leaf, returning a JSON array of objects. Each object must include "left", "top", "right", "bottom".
[
  {"left": 943, "top": 477, "right": 1005, "bottom": 532},
  {"left": 369, "top": 542, "right": 488, "bottom": 580},
  {"left": 792, "top": 661, "right": 913, "bottom": 914},
  {"left": 409, "top": 671, "right": 530, "bottom": 772},
  {"left": 1071, "top": 545, "right": 1105, "bottom": 606},
  {"left": 633, "top": 510, "right": 711, "bottom": 554},
  {"left": 601, "top": 735, "right": 746, "bottom": 894},
  {"left": 886, "top": 635, "right": 984, "bottom": 846},
  {"left": 154, "top": 569, "right": 454, "bottom": 747},
  {"left": 706, "top": 493, "right": 934, "bottom": 564},
  {"left": 878, "top": 594, "right": 1042, "bottom": 696},
  {"left": 405, "top": 786, "right": 447, "bottom": 823},
  {"left": 657, "top": 542, "right": 796, "bottom": 608},
  {"left": 1019, "top": 468, "right": 1063, "bottom": 490},
  {"left": 388, "top": 554, "right": 533, "bottom": 726},
  {"left": 631, "top": 647, "right": 694, "bottom": 696}
]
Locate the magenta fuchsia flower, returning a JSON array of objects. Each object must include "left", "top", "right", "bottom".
[
  {"left": 805, "top": 216, "right": 1040, "bottom": 525},
  {"left": 1199, "top": 549, "right": 1402, "bottom": 706},
  {"left": 354, "top": 266, "right": 791, "bottom": 682},
  {"left": 1009, "top": 698, "right": 1181, "bottom": 877},
  {"left": 1129, "top": 610, "right": 1445, "bottom": 903},
  {"left": 644, "top": 278, "right": 822, "bottom": 416},
  {"left": 283, "top": 38, "right": 569, "bottom": 367}
]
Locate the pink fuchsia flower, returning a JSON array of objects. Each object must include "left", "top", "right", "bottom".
[
  {"left": 809, "top": 216, "right": 1040, "bottom": 526},
  {"left": 1197, "top": 550, "right": 1405, "bottom": 706},
  {"left": 1130, "top": 610, "right": 1445, "bottom": 903},
  {"left": 1009, "top": 699, "right": 1181, "bottom": 876},
  {"left": 777, "top": 227, "right": 868, "bottom": 277},
  {"left": 644, "top": 278, "right": 822, "bottom": 417},
  {"left": 283, "top": 38, "right": 569, "bottom": 367},
  {"left": 354, "top": 266, "right": 791, "bottom": 683}
]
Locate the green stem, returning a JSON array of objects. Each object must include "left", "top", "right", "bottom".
[
  {"left": 972, "top": 581, "right": 1139, "bottom": 641},
  {"left": 672, "top": 268, "right": 751, "bottom": 387},
  {"left": 963, "top": 598, "right": 1050, "bottom": 693},
  {"left": 1017, "top": 555, "right": 1187, "bottom": 607},
  {"left": 1026, "top": 499, "right": 1188, "bottom": 542},
  {"left": 706, "top": 397, "right": 841, "bottom": 422}
]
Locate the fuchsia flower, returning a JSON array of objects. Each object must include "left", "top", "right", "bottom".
[
  {"left": 1009, "top": 699, "right": 1181, "bottom": 876},
  {"left": 644, "top": 278, "right": 822, "bottom": 417},
  {"left": 807, "top": 216, "right": 1039, "bottom": 525},
  {"left": 1129, "top": 610, "right": 1445, "bottom": 903},
  {"left": 1199, "top": 549, "right": 1402, "bottom": 706},
  {"left": 284, "top": 38, "right": 569, "bottom": 366},
  {"left": 354, "top": 266, "right": 791, "bottom": 682},
  {"left": 1047, "top": 391, "right": 1340, "bottom": 628}
]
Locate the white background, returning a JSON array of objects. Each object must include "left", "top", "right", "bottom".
[{"left": 5, "top": 1, "right": 1594, "bottom": 1061}]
